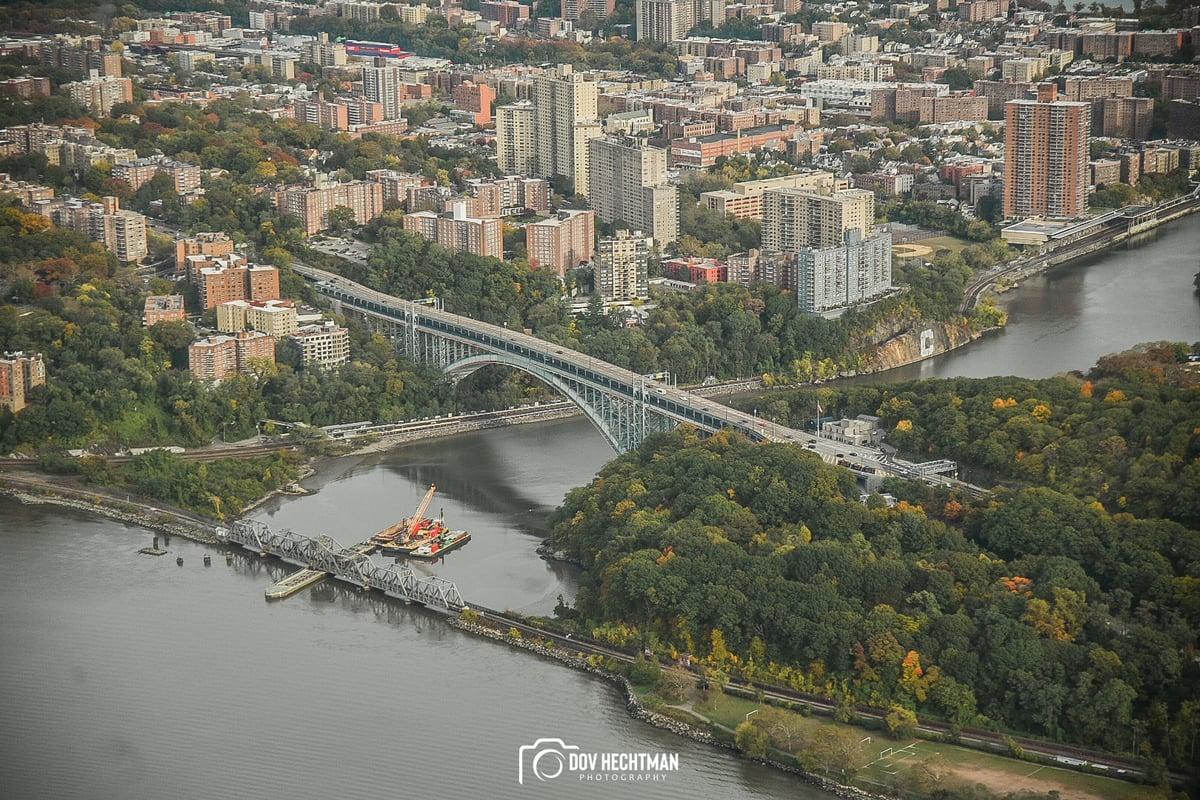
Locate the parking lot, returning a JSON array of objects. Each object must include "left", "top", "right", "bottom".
[{"left": 310, "top": 237, "right": 371, "bottom": 262}]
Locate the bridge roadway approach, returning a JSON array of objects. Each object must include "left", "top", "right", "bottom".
[
  {"left": 292, "top": 263, "right": 956, "bottom": 481},
  {"left": 294, "top": 262, "right": 789, "bottom": 454}
]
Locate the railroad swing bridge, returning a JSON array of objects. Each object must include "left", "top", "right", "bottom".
[{"left": 219, "top": 520, "right": 464, "bottom": 611}]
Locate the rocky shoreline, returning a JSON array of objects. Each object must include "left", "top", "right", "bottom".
[
  {"left": 0, "top": 478, "right": 221, "bottom": 544},
  {"left": 449, "top": 615, "right": 891, "bottom": 800},
  {"left": 535, "top": 538, "right": 582, "bottom": 566}
]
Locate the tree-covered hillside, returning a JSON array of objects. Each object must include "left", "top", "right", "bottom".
[
  {"left": 548, "top": 352, "right": 1200, "bottom": 771},
  {"left": 773, "top": 344, "right": 1200, "bottom": 528}
]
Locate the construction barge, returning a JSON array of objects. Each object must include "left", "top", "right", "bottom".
[
  {"left": 372, "top": 484, "right": 471, "bottom": 558},
  {"left": 376, "top": 517, "right": 449, "bottom": 556},
  {"left": 255, "top": 484, "right": 473, "bottom": 599},
  {"left": 409, "top": 530, "right": 472, "bottom": 559}
]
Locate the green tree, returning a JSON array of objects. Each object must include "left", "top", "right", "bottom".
[
  {"left": 659, "top": 664, "right": 693, "bottom": 702},
  {"left": 328, "top": 205, "right": 357, "bottom": 233},
  {"left": 799, "top": 728, "right": 862, "bottom": 778},
  {"left": 886, "top": 706, "right": 919, "bottom": 739},
  {"left": 734, "top": 720, "right": 772, "bottom": 758}
]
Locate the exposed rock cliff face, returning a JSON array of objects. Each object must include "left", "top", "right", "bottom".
[{"left": 866, "top": 320, "right": 978, "bottom": 373}]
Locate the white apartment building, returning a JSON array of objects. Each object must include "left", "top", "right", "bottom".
[
  {"left": 362, "top": 61, "right": 407, "bottom": 120},
  {"left": 762, "top": 188, "right": 875, "bottom": 252},
  {"left": 800, "top": 80, "right": 896, "bottom": 114},
  {"left": 795, "top": 229, "right": 894, "bottom": 315},
  {"left": 216, "top": 299, "right": 299, "bottom": 338},
  {"left": 596, "top": 230, "right": 651, "bottom": 301},
  {"left": 496, "top": 101, "right": 537, "bottom": 175},
  {"left": 532, "top": 65, "right": 600, "bottom": 196},
  {"left": 288, "top": 322, "right": 350, "bottom": 368}
]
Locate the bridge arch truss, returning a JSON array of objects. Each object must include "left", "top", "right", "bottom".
[{"left": 301, "top": 265, "right": 771, "bottom": 454}]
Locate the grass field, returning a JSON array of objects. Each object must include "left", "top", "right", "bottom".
[
  {"left": 918, "top": 235, "right": 972, "bottom": 256},
  {"left": 855, "top": 738, "right": 1162, "bottom": 800},
  {"left": 665, "top": 691, "right": 1166, "bottom": 800}
]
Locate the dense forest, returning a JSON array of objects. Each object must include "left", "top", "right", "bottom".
[
  {"left": 548, "top": 349, "right": 1200, "bottom": 775},
  {"left": 769, "top": 345, "right": 1200, "bottom": 529}
]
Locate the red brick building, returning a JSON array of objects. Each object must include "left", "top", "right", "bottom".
[
  {"left": 452, "top": 81, "right": 497, "bottom": 127},
  {"left": 143, "top": 294, "right": 186, "bottom": 326},
  {"left": 1004, "top": 100, "right": 1090, "bottom": 219},
  {"left": 662, "top": 256, "right": 728, "bottom": 284},
  {"left": 526, "top": 210, "right": 596, "bottom": 275},
  {"left": 188, "top": 331, "right": 276, "bottom": 381},
  {"left": 669, "top": 124, "right": 798, "bottom": 169}
]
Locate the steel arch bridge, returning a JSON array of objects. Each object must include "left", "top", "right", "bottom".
[{"left": 293, "top": 264, "right": 781, "bottom": 453}]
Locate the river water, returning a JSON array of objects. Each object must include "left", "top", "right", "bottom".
[
  {"left": 0, "top": 419, "right": 817, "bottom": 800},
  {"left": 884, "top": 216, "right": 1200, "bottom": 381},
  {"left": 2, "top": 217, "right": 1198, "bottom": 799}
]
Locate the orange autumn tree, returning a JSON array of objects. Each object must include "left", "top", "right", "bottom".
[
  {"left": 899, "top": 650, "right": 939, "bottom": 702},
  {"left": 1002, "top": 576, "right": 1034, "bottom": 595}
]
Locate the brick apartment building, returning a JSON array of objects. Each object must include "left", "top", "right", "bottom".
[
  {"left": 275, "top": 176, "right": 384, "bottom": 235},
  {"left": 188, "top": 331, "right": 276, "bottom": 381},
  {"left": 1004, "top": 100, "right": 1090, "bottom": 219},
  {"left": 0, "top": 351, "right": 47, "bottom": 413},
  {"left": 143, "top": 295, "right": 186, "bottom": 326},
  {"left": 527, "top": 209, "right": 596, "bottom": 275},
  {"left": 188, "top": 253, "right": 281, "bottom": 310}
]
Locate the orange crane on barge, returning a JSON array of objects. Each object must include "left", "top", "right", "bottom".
[{"left": 372, "top": 484, "right": 438, "bottom": 545}]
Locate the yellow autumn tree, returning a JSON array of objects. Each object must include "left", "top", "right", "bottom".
[
  {"left": 900, "top": 650, "right": 930, "bottom": 701},
  {"left": 1021, "top": 598, "right": 1072, "bottom": 641},
  {"left": 708, "top": 628, "right": 732, "bottom": 667}
]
